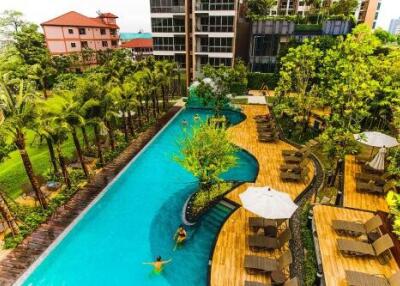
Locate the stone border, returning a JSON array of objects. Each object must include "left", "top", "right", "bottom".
[{"left": 0, "top": 106, "right": 182, "bottom": 286}]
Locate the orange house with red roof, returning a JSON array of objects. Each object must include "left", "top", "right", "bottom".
[
  {"left": 121, "top": 38, "right": 153, "bottom": 61},
  {"left": 41, "top": 11, "right": 120, "bottom": 55}
]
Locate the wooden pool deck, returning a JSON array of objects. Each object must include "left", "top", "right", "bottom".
[
  {"left": 210, "top": 105, "right": 315, "bottom": 285},
  {"left": 343, "top": 155, "right": 388, "bottom": 212},
  {"left": 314, "top": 205, "right": 398, "bottom": 286}
]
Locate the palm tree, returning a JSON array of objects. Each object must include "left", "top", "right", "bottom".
[
  {"left": 0, "top": 190, "right": 19, "bottom": 236},
  {"left": 0, "top": 77, "right": 48, "bottom": 208},
  {"left": 51, "top": 93, "right": 90, "bottom": 178},
  {"left": 33, "top": 114, "right": 59, "bottom": 175}
]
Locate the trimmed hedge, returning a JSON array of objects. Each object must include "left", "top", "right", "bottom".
[{"left": 247, "top": 73, "right": 278, "bottom": 90}]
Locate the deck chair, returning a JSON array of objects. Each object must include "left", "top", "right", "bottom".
[
  {"left": 283, "top": 155, "right": 305, "bottom": 164},
  {"left": 244, "top": 250, "right": 292, "bottom": 274},
  {"left": 345, "top": 270, "right": 400, "bottom": 286},
  {"left": 259, "top": 134, "right": 278, "bottom": 142},
  {"left": 357, "top": 180, "right": 396, "bottom": 195},
  {"left": 248, "top": 228, "right": 292, "bottom": 251},
  {"left": 282, "top": 147, "right": 308, "bottom": 157},
  {"left": 280, "top": 161, "right": 308, "bottom": 174},
  {"left": 244, "top": 277, "right": 299, "bottom": 286},
  {"left": 249, "top": 217, "right": 286, "bottom": 232},
  {"left": 355, "top": 173, "right": 386, "bottom": 186},
  {"left": 332, "top": 214, "right": 383, "bottom": 237},
  {"left": 337, "top": 234, "right": 394, "bottom": 263},
  {"left": 280, "top": 169, "right": 307, "bottom": 182}
]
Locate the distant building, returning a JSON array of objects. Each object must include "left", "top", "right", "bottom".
[
  {"left": 355, "top": 0, "right": 382, "bottom": 29},
  {"left": 41, "top": 11, "right": 120, "bottom": 56},
  {"left": 121, "top": 38, "right": 153, "bottom": 61},
  {"left": 120, "top": 32, "right": 152, "bottom": 42},
  {"left": 389, "top": 18, "right": 400, "bottom": 35}
]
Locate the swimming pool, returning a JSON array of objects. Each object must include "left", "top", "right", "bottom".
[{"left": 21, "top": 108, "right": 258, "bottom": 286}]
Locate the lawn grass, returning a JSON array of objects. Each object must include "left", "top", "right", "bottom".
[{"left": 0, "top": 129, "right": 89, "bottom": 199}]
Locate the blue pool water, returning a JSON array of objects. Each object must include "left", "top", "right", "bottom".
[{"left": 22, "top": 108, "right": 258, "bottom": 286}]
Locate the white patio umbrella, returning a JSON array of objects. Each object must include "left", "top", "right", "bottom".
[
  {"left": 367, "top": 147, "right": 386, "bottom": 171},
  {"left": 239, "top": 186, "right": 298, "bottom": 219},
  {"left": 354, "top": 131, "right": 399, "bottom": 148}
]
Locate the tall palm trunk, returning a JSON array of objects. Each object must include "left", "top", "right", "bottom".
[
  {"left": 81, "top": 126, "right": 90, "bottom": 150},
  {"left": 106, "top": 121, "right": 115, "bottom": 151},
  {"left": 127, "top": 111, "right": 135, "bottom": 136},
  {"left": 15, "top": 130, "right": 47, "bottom": 209},
  {"left": 145, "top": 99, "right": 150, "bottom": 122},
  {"left": 94, "top": 125, "right": 104, "bottom": 167},
  {"left": 161, "top": 85, "right": 167, "bottom": 111},
  {"left": 46, "top": 138, "right": 58, "bottom": 175},
  {"left": 136, "top": 106, "right": 142, "bottom": 129},
  {"left": 56, "top": 144, "right": 71, "bottom": 189},
  {"left": 71, "top": 128, "right": 89, "bottom": 178},
  {"left": 0, "top": 192, "right": 19, "bottom": 236},
  {"left": 122, "top": 111, "right": 130, "bottom": 142}
]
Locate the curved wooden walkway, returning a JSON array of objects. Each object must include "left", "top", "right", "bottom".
[
  {"left": 210, "top": 105, "right": 315, "bottom": 286},
  {"left": 0, "top": 106, "right": 182, "bottom": 286}
]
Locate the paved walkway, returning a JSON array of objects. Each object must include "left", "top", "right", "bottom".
[
  {"left": 210, "top": 105, "right": 315, "bottom": 285},
  {"left": 0, "top": 106, "right": 182, "bottom": 286}
]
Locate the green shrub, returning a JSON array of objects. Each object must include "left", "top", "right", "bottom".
[
  {"left": 191, "top": 182, "right": 232, "bottom": 214},
  {"left": 300, "top": 203, "right": 317, "bottom": 286},
  {"left": 247, "top": 73, "right": 278, "bottom": 90}
]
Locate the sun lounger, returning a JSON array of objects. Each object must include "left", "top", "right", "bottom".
[
  {"left": 248, "top": 228, "right": 292, "bottom": 251},
  {"left": 280, "top": 161, "right": 307, "bottom": 174},
  {"left": 356, "top": 173, "right": 386, "bottom": 186},
  {"left": 332, "top": 214, "right": 382, "bottom": 237},
  {"left": 346, "top": 270, "right": 400, "bottom": 286},
  {"left": 249, "top": 217, "right": 286, "bottom": 232},
  {"left": 337, "top": 234, "right": 394, "bottom": 263},
  {"left": 282, "top": 147, "right": 308, "bottom": 157},
  {"left": 356, "top": 180, "right": 396, "bottom": 195},
  {"left": 259, "top": 134, "right": 278, "bottom": 143},
  {"left": 244, "top": 250, "right": 292, "bottom": 274},
  {"left": 363, "top": 163, "right": 385, "bottom": 175},
  {"left": 280, "top": 169, "right": 307, "bottom": 182},
  {"left": 244, "top": 277, "right": 299, "bottom": 286}
]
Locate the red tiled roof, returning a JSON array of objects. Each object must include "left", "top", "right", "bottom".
[
  {"left": 121, "top": 38, "right": 153, "bottom": 49},
  {"left": 41, "top": 11, "right": 119, "bottom": 29}
]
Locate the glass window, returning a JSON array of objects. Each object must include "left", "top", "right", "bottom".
[
  {"left": 79, "top": 28, "right": 86, "bottom": 35},
  {"left": 71, "top": 42, "right": 76, "bottom": 48},
  {"left": 100, "top": 28, "right": 106, "bottom": 35},
  {"left": 81, "top": 41, "right": 88, "bottom": 48},
  {"left": 68, "top": 28, "right": 73, "bottom": 34},
  {"left": 102, "top": 41, "right": 108, "bottom": 47}
]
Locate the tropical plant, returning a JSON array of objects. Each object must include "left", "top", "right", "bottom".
[
  {"left": 0, "top": 77, "right": 47, "bottom": 208},
  {"left": 175, "top": 120, "right": 237, "bottom": 191}
]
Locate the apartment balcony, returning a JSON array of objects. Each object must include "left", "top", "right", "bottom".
[
  {"left": 150, "top": 6, "right": 185, "bottom": 13},
  {"left": 197, "top": 45, "right": 232, "bottom": 53},
  {"left": 196, "top": 25, "right": 233, "bottom": 33},
  {"left": 195, "top": 2, "right": 235, "bottom": 11}
]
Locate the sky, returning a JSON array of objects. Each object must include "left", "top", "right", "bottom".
[{"left": 0, "top": 0, "right": 399, "bottom": 33}]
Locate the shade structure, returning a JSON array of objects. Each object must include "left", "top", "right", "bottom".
[
  {"left": 367, "top": 147, "right": 386, "bottom": 171},
  {"left": 239, "top": 186, "right": 298, "bottom": 219},
  {"left": 354, "top": 131, "right": 399, "bottom": 148}
]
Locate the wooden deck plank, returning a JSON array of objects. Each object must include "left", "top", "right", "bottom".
[
  {"left": 314, "top": 205, "right": 398, "bottom": 286},
  {"left": 211, "top": 105, "right": 315, "bottom": 286},
  {"left": 343, "top": 155, "right": 388, "bottom": 212}
]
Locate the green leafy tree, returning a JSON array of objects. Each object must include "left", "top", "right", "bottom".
[
  {"left": 0, "top": 10, "right": 24, "bottom": 40},
  {"left": 275, "top": 39, "right": 323, "bottom": 131},
  {"left": 247, "top": 0, "right": 275, "bottom": 17},
  {"left": 329, "top": 0, "right": 359, "bottom": 16},
  {"left": 175, "top": 121, "right": 237, "bottom": 191},
  {"left": 0, "top": 77, "right": 47, "bottom": 208},
  {"left": 374, "top": 28, "right": 397, "bottom": 44}
]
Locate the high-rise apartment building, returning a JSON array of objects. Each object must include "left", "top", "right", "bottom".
[
  {"left": 389, "top": 18, "right": 400, "bottom": 35},
  {"left": 355, "top": 0, "right": 382, "bottom": 29},
  {"left": 150, "top": 0, "right": 239, "bottom": 86}
]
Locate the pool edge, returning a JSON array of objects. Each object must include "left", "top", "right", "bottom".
[{"left": 13, "top": 107, "right": 184, "bottom": 286}]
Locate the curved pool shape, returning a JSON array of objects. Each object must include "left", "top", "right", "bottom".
[{"left": 22, "top": 108, "right": 258, "bottom": 286}]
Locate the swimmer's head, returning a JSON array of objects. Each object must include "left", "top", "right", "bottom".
[{"left": 156, "top": 256, "right": 162, "bottom": 261}]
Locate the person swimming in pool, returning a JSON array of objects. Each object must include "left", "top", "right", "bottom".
[
  {"left": 194, "top": 114, "right": 200, "bottom": 121},
  {"left": 143, "top": 256, "right": 172, "bottom": 273},
  {"left": 181, "top": 119, "right": 188, "bottom": 126},
  {"left": 174, "top": 225, "right": 187, "bottom": 244}
]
